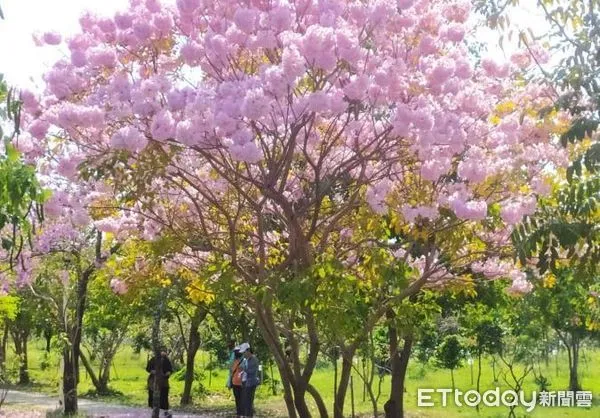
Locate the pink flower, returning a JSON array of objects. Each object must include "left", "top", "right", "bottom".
[
  {"left": 454, "top": 58, "right": 472, "bottom": 79},
  {"left": 43, "top": 31, "right": 62, "bottom": 45},
  {"left": 114, "top": 12, "right": 134, "bottom": 29},
  {"left": 397, "top": 0, "right": 415, "bottom": 9},
  {"left": 307, "top": 91, "right": 330, "bottom": 112},
  {"left": 366, "top": 180, "right": 392, "bottom": 214},
  {"left": 529, "top": 44, "right": 550, "bottom": 64},
  {"left": 57, "top": 157, "right": 80, "bottom": 179},
  {"left": 111, "top": 126, "right": 148, "bottom": 152},
  {"left": 180, "top": 41, "right": 203, "bottom": 65},
  {"left": 234, "top": 7, "right": 258, "bottom": 34},
  {"left": 133, "top": 21, "right": 153, "bottom": 40},
  {"left": 176, "top": 0, "right": 201, "bottom": 14},
  {"left": 507, "top": 271, "right": 533, "bottom": 295},
  {"left": 150, "top": 110, "right": 176, "bottom": 141},
  {"left": 300, "top": 25, "right": 337, "bottom": 71},
  {"left": 176, "top": 119, "right": 206, "bottom": 146},
  {"left": 471, "top": 257, "right": 512, "bottom": 278},
  {"left": 452, "top": 199, "right": 488, "bottom": 221},
  {"left": 88, "top": 46, "right": 117, "bottom": 68},
  {"left": 71, "top": 209, "right": 91, "bottom": 226},
  {"left": 110, "top": 278, "right": 128, "bottom": 295},
  {"left": 269, "top": 5, "right": 293, "bottom": 32},
  {"left": 95, "top": 218, "right": 121, "bottom": 234},
  {"left": 500, "top": 197, "right": 537, "bottom": 225},
  {"left": 97, "top": 18, "right": 116, "bottom": 33},
  {"left": 412, "top": 108, "right": 435, "bottom": 131},
  {"left": 71, "top": 50, "right": 87, "bottom": 67},
  {"left": 420, "top": 158, "right": 449, "bottom": 181},
  {"left": 441, "top": 24, "right": 465, "bottom": 42},
  {"left": 344, "top": 75, "right": 370, "bottom": 101},
  {"left": 20, "top": 90, "right": 39, "bottom": 111},
  {"left": 241, "top": 88, "right": 271, "bottom": 120},
  {"left": 55, "top": 103, "right": 105, "bottom": 129},
  {"left": 28, "top": 119, "right": 50, "bottom": 139},
  {"left": 281, "top": 46, "right": 305, "bottom": 81},
  {"left": 419, "top": 36, "right": 437, "bottom": 55},
  {"left": 429, "top": 58, "right": 456, "bottom": 86},
  {"left": 532, "top": 177, "right": 551, "bottom": 196},
  {"left": 153, "top": 13, "right": 174, "bottom": 34},
  {"left": 510, "top": 51, "right": 532, "bottom": 69},
  {"left": 228, "top": 142, "right": 263, "bottom": 163},
  {"left": 443, "top": 1, "right": 471, "bottom": 23},
  {"left": 14, "top": 135, "right": 34, "bottom": 154},
  {"left": 458, "top": 149, "right": 488, "bottom": 183},
  {"left": 481, "top": 57, "right": 510, "bottom": 78}
]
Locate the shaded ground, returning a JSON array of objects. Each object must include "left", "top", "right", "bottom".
[{"left": 2, "top": 390, "right": 227, "bottom": 417}]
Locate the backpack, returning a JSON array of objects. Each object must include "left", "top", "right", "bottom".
[{"left": 231, "top": 359, "right": 243, "bottom": 386}]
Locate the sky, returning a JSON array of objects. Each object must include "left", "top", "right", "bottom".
[
  {"left": 0, "top": 0, "right": 127, "bottom": 89},
  {"left": 0, "top": 0, "right": 551, "bottom": 91}
]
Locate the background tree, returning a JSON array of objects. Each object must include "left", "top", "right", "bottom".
[
  {"left": 79, "top": 275, "right": 139, "bottom": 395},
  {"left": 434, "top": 335, "right": 465, "bottom": 391},
  {"left": 529, "top": 268, "right": 600, "bottom": 391}
]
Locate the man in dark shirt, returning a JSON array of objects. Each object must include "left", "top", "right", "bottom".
[{"left": 146, "top": 347, "right": 173, "bottom": 418}]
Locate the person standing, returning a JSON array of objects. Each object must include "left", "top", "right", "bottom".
[
  {"left": 239, "top": 343, "right": 259, "bottom": 417},
  {"left": 146, "top": 347, "right": 173, "bottom": 418},
  {"left": 229, "top": 347, "right": 244, "bottom": 417}
]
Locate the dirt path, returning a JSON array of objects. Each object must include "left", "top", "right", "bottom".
[{"left": 2, "top": 390, "right": 224, "bottom": 417}]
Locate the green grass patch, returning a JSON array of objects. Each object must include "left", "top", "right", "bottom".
[{"left": 5, "top": 340, "right": 600, "bottom": 417}]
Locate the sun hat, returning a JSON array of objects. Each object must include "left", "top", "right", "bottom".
[{"left": 238, "top": 342, "right": 250, "bottom": 353}]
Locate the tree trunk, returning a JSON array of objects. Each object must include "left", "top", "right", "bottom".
[
  {"left": 11, "top": 327, "right": 30, "bottom": 385},
  {"left": 0, "top": 323, "right": 8, "bottom": 374},
  {"left": 80, "top": 351, "right": 102, "bottom": 393},
  {"left": 568, "top": 337, "right": 581, "bottom": 391},
  {"left": 363, "top": 353, "right": 378, "bottom": 417},
  {"left": 476, "top": 351, "right": 482, "bottom": 412},
  {"left": 61, "top": 232, "right": 101, "bottom": 414},
  {"left": 254, "top": 297, "right": 322, "bottom": 418},
  {"left": 334, "top": 347, "right": 356, "bottom": 418},
  {"left": 62, "top": 345, "right": 78, "bottom": 414},
  {"left": 44, "top": 329, "right": 52, "bottom": 352},
  {"left": 98, "top": 355, "right": 112, "bottom": 394},
  {"left": 281, "top": 376, "right": 298, "bottom": 418},
  {"left": 450, "top": 369, "right": 455, "bottom": 391},
  {"left": 181, "top": 305, "right": 208, "bottom": 406},
  {"left": 385, "top": 323, "right": 413, "bottom": 418},
  {"left": 18, "top": 335, "right": 29, "bottom": 385},
  {"left": 151, "top": 291, "right": 168, "bottom": 418},
  {"left": 307, "top": 384, "right": 329, "bottom": 418},
  {"left": 293, "top": 386, "right": 312, "bottom": 418},
  {"left": 62, "top": 269, "right": 93, "bottom": 414}
]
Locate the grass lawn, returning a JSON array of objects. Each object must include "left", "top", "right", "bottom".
[{"left": 5, "top": 340, "right": 600, "bottom": 417}]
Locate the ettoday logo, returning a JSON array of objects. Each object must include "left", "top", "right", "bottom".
[{"left": 417, "top": 388, "right": 593, "bottom": 411}]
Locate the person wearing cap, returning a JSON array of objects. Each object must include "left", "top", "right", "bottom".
[
  {"left": 229, "top": 346, "right": 244, "bottom": 417},
  {"left": 146, "top": 347, "right": 173, "bottom": 418},
  {"left": 239, "top": 343, "right": 259, "bottom": 417}
]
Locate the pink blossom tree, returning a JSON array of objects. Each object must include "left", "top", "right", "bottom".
[
  {"left": 3, "top": 182, "right": 119, "bottom": 414},
  {"left": 20, "top": 0, "right": 568, "bottom": 416}
]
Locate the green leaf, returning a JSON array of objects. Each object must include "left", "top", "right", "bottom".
[
  {"left": 1, "top": 236, "right": 12, "bottom": 250},
  {"left": 560, "top": 118, "right": 599, "bottom": 146},
  {"left": 5, "top": 142, "right": 20, "bottom": 162}
]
